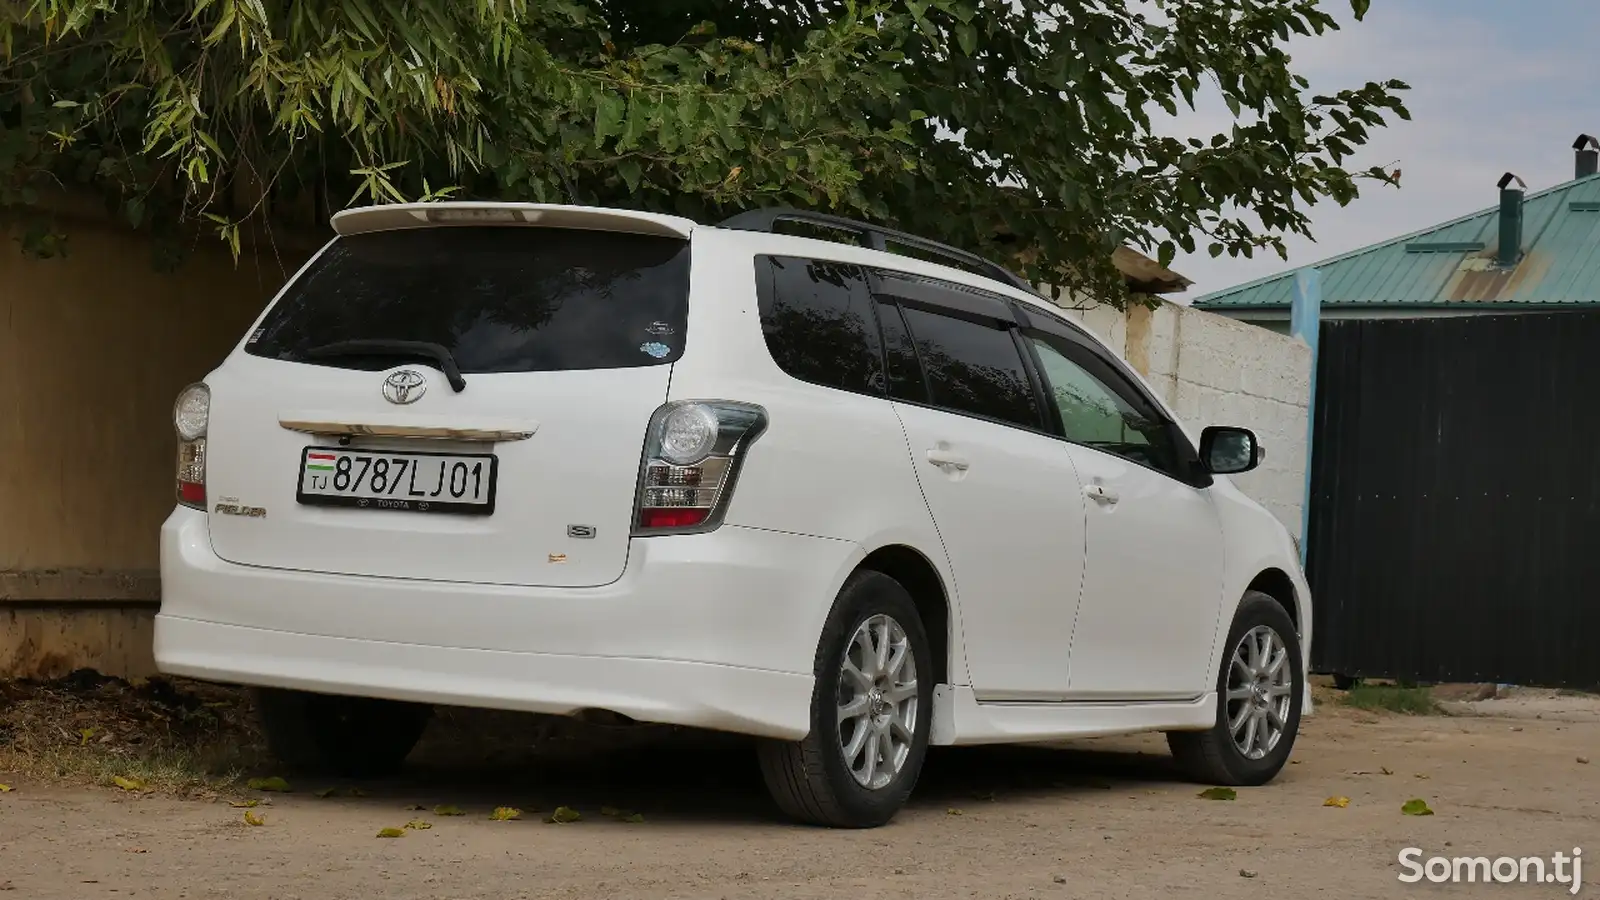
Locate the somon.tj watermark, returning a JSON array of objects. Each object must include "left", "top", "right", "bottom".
[{"left": 1399, "top": 847, "right": 1582, "bottom": 894}]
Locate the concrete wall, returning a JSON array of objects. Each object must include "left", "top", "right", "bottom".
[
  {"left": 1, "top": 210, "right": 312, "bottom": 678},
  {"left": 1054, "top": 298, "right": 1312, "bottom": 539}
]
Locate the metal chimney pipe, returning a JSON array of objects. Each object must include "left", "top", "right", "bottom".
[
  {"left": 1575, "top": 134, "right": 1599, "bottom": 179},
  {"left": 1496, "top": 172, "right": 1525, "bottom": 268}
]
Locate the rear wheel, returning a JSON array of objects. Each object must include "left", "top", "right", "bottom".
[
  {"left": 253, "top": 688, "right": 432, "bottom": 777},
  {"left": 1167, "top": 591, "right": 1303, "bottom": 786},
  {"left": 758, "top": 571, "right": 933, "bottom": 828}
]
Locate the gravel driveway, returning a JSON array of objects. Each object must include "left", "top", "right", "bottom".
[{"left": 2, "top": 691, "right": 1596, "bottom": 899}]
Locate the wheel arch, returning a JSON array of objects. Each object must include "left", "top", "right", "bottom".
[
  {"left": 856, "top": 544, "right": 953, "bottom": 689},
  {"left": 1245, "top": 567, "right": 1300, "bottom": 634}
]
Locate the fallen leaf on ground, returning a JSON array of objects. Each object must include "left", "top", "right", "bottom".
[
  {"left": 622, "top": 813, "right": 645, "bottom": 824},
  {"left": 246, "top": 777, "right": 291, "bottom": 793},
  {"left": 1379, "top": 766, "right": 1394, "bottom": 776},
  {"left": 1052, "top": 874, "right": 1067, "bottom": 884},
  {"left": 489, "top": 807, "right": 522, "bottom": 821},
  {"left": 347, "top": 787, "right": 367, "bottom": 797},
  {"left": 111, "top": 776, "right": 145, "bottom": 792},
  {"left": 243, "top": 810, "right": 265, "bottom": 826},
  {"left": 376, "top": 827, "right": 405, "bottom": 838},
  {"left": 80, "top": 728, "right": 97, "bottom": 746},
  {"left": 228, "top": 799, "right": 260, "bottom": 808},
  {"left": 0, "top": 785, "right": 11, "bottom": 793},
  {"left": 548, "top": 806, "right": 582, "bottom": 824},
  {"left": 1197, "top": 787, "right": 1237, "bottom": 801},
  {"left": 1324, "top": 796, "right": 1350, "bottom": 808},
  {"left": 1414, "top": 773, "right": 1431, "bottom": 779},
  {"left": 313, "top": 787, "right": 338, "bottom": 799},
  {"left": 126, "top": 848, "right": 147, "bottom": 854},
  {"left": 1579, "top": 757, "right": 1591, "bottom": 765},
  {"left": 600, "top": 805, "right": 622, "bottom": 817},
  {"left": 405, "top": 804, "right": 427, "bottom": 811},
  {"left": 1240, "top": 869, "right": 1259, "bottom": 879},
  {"left": 1401, "top": 798, "right": 1434, "bottom": 816},
  {"left": 946, "top": 807, "right": 964, "bottom": 816},
  {"left": 405, "top": 819, "right": 432, "bottom": 830},
  {"left": 434, "top": 805, "right": 465, "bottom": 816}
]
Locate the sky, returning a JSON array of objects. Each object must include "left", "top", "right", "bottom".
[{"left": 1162, "top": 0, "right": 1600, "bottom": 298}]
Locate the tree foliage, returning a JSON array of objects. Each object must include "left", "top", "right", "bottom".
[{"left": 1, "top": 0, "right": 1408, "bottom": 303}]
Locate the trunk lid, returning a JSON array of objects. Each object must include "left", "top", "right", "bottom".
[{"left": 204, "top": 221, "right": 691, "bottom": 588}]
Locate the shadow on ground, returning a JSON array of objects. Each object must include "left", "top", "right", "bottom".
[{"left": 299, "top": 707, "right": 1189, "bottom": 826}]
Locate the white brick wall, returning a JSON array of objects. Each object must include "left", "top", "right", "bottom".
[{"left": 1053, "top": 296, "right": 1312, "bottom": 538}]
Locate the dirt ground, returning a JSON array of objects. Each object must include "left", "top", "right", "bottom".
[{"left": 1, "top": 685, "right": 1597, "bottom": 900}]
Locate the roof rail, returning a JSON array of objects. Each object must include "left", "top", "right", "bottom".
[{"left": 715, "top": 207, "right": 1034, "bottom": 292}]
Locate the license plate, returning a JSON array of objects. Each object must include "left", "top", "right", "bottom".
[{"left": 296, "top": 447, "right": 498, "bottom": 515}]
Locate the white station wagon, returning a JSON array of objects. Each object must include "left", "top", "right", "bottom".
[{"left": 157, "top": 202, "right": 1312, "bottom": 828}]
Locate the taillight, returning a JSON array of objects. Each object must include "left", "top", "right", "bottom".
[
  {"left": 173, "top": 383, "right": 210, "bottom": 510},
  {"left": 633, "top": 401, "right": 767, "bottom": 535}
]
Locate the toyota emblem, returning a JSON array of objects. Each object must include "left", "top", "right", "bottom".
[{"left": 382, "top": 369, "right": 428, "bottom": 405}]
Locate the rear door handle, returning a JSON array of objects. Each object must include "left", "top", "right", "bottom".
[
  {"left": 925, "top": 448, "right": 970, "bottom": 471},
  {"left": 1084, "top": 483, "right": 1120, "bottom": 505}
]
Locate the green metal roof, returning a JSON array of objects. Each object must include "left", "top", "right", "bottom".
[{"left": 1194, "top": 173, "right": 1600, "bottom": 310}]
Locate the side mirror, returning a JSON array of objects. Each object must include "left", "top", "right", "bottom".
[{"left": 1199, "top": 426, "right": 1262, "bottom": 475}]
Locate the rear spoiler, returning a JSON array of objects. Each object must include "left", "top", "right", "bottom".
[{"left": 331, "top": 203, "right": 696, "bottom": 240}]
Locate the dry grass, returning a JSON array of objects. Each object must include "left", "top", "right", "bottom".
[{"left": 0, "top": 671, "right": 267, "bottom": 796}]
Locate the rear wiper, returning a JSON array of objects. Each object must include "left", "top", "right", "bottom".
[{"left": 306, "top": 339, "right": 467, "bottom": 393}]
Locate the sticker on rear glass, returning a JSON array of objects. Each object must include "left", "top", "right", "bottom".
[
  {"left": 640, "top": 341, "right": 672, "bottom": 359},
  {"left": 247, "top": 327, "right": 264, "bottom": 344},
  {"left": 645, "top": 321, "right": 675, "bottom": 336}
]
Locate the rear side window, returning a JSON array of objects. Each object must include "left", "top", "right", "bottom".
[
  {"left": 246, "top": 227, "right": 690, "bottom": 373},
  {"left": 756, "top": 256, "right": 884, "bottom": 395},
  {"left": 897, "top": 306, "right": 1041, "bottom": 430}
]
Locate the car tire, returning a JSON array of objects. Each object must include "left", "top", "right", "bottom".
[
  {"left": 757, "top": 570, "right": 934, "bottom": 828},
  {"left": 1331, "top": 673, "right": 1361, "bottom": 691},
  {"left": 1167, "top": 591, "right": 1304, "bottom": 786},
  {"left": 253, "top": 688, "right": 432, "bottom": 777}
]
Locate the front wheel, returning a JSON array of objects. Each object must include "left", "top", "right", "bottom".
[
  {"left": 757, "top": 570, "right": 933, "bottom": 828},
  {"left": 1167, "top": 591, "right": 1304, "bottom": 786}
]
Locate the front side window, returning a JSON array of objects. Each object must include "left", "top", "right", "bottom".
[
  {"left": 246, "top": 226, "right": 690, "bottom": 373},
  {"left": 898, "top": 306, "right": 1041, "bottom": 430},
  {"left": 756, "top": 256, "right": 885, "bottom": 396},
  {"left": 1028, "top": 333, "right": 1181, "bottom": 475}
]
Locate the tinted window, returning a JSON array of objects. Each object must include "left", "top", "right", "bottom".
[
  {"left": 1028, "top": 332, "right": 1182, "bottom": 475},
  {"left": 757, "top": 257, "right": 884, "bottom": 395},
  {"left": 877, "top": 302, "right": 928, "bottom": 403},
  {"left": 899, "top": 306, "right": 1041, "bottom": 429},
  {"left": 246, "top": 227, "right": 689, "bottom": 373}
]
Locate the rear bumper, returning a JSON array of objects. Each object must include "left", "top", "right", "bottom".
[
  {"left": 155, "top": 507, "right": 860, "bottom": 739},
  {"left": 155, "top": 617, "right": 814, "bottom": 739}
]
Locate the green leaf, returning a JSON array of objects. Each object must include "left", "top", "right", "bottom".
[
  {"left": 1401, "top": 798, "right": 1434, "bottom": 816},
  {"left": 489, "top": 806, "right": 522, "bottom": 821},
  {"left": 434, "top": 805, "right": 465, "bottom": 816},
  {"left": 376, "top": 827, "right": 405, "bottom": 838},
  {"left": 1197, "top": 787, "right": 1237, "bottom": 801},
  {"left": 548, "top": 806, "right": 582, "bottom": 824},
  {"left": 1350, "top": 0, "right": 1372, "bottom": 18},
  {"left": 622, "top": 813, "right": 645, "bottom": 824},
  {"left": 955, "top": 24, "right": 977, "bottom": 57},
  {"left": 247, "top": 777, "right": 291, "bottom": 793},
  {"left": 617, "top": 158, "right": 643, "bottom": 193},
  {"left": 404, "top": 819, "right": 432, "bottom": 830},
  {"left": 595, "top": 93, "right": 625, "bottom": 145},
  {"left": 0, "top": 784, "right": 12, "bottom": 793},
  {"left": 112, "top": 776, "right": 145, "bottom": 792}
]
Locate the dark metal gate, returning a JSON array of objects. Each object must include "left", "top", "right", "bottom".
[{"left": 1307, "top": 310, "right": 1600, "bottom": 690}]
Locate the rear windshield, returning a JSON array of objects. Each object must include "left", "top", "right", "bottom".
[{"left": 245, "top": 226, "right": 690, "bottom": 373}]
